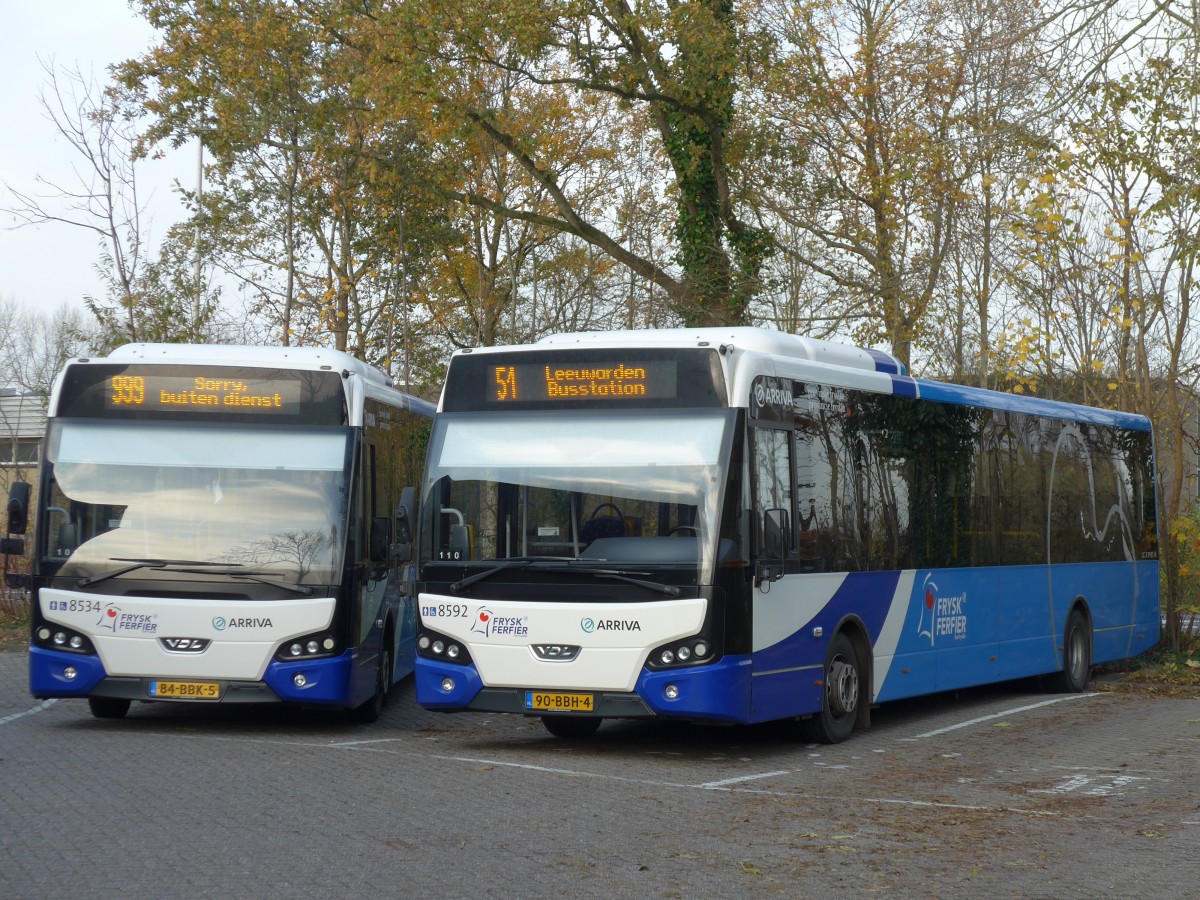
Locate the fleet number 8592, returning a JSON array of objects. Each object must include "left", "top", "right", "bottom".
[{"left": 421, "top": 604, "right": 470, "bottom": 618}]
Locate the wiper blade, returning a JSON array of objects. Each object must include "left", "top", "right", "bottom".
[
  {"left": 191, "top": 570, "right": 314, "bottom": 597},
  {"left": 448, "top": 557, "right": 681, "bottom": 598},
  {"left": 76, "top": 558, "right": 238, "bottom": 588},
  {"left": 533, "top": 563, "right": 682, "bottom": 598},
  {"left": 447, "top": 557, "right": 578, "bottom": 594}
]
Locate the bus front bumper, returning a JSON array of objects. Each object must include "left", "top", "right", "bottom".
[
  {"left": 415, "top": 654, "right": 752, "bottom": 723},
  {"left": 30, "top": 645, "right": 358, "bottom": 707}
]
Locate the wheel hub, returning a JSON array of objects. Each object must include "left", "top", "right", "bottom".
[{"left": 828, "top": 658, "right": 859, "bottom": 717}]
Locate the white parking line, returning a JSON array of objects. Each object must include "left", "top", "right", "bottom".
[
  {"left": 435, "top": 755, "right": 606, "bottom": 779},
  {"left": 698, "top": 770, "right": 791, "bottom": 789},
  {"left": 327, "top": 738, "right": 407, "bottom": 747},
  {"left": 900, "top": 693, "right": 1104, "bottom": 740},
  {"left": 0, "top": 699, "right": 57, "bottom": 726}
]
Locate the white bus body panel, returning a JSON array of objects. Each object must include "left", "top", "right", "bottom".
[
  {"left": 419, "top": 593, "right": 707, "bottom": 692},
  {"left": 39, "top": 588, "right": 336, "bottom": 681}
]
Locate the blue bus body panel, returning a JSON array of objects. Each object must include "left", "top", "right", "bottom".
[{"left": 747, "top": 559, "right": 1158, "bottom": 713}]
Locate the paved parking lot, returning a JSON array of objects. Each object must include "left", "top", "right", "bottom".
[{"left": 2, "top": 649, "right": 1198, "bottom": 898}]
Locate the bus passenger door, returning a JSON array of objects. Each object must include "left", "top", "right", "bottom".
[{"left": 748, "top": 424, "right": 814, "bottom": 722}]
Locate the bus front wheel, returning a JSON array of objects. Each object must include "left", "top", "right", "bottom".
[
  {"left": 88, "top": 696, "right": 131, "bottom": 719},
  {"left": 350, "top": 642, "right": 391, "bottom": 724},
  {"left": 541, "top": 715, "right": 602, "bottom": 739},
  {"left": 801, "top": 631, "right": 860, "bottom": 744}
]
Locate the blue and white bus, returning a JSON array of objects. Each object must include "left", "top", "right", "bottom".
[
  {"left": 411, "top": 328, "right": 1158, "bottom": 741},
  {"left": 4, "top": 344, "right": 432, "bottom": 721}
]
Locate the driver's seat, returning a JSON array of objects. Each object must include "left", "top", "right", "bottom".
[{"left": 580, "top": 513, "right": 625, "bottom": 547}]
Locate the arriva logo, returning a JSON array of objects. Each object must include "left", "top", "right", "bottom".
[
  {"left": 212, "top": 616, "right": 227, "bottom": 631},
  {"left": 581, "top": 617, "right": 641, "bottom": 633},
  {"left": 754, "top": 381, "right": 793, "bottom": 409}
]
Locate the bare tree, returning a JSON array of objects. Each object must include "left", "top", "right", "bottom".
[{"left": 2, "top": 60, "right": 150, "bottom": 343}]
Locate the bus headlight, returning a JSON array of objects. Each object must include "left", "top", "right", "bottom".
[
  {"left": 647, "top": 636, "right": 718, "bottom": 670},
  {"left": 34, "top": 625, "right": 94, "bottom": 655},
  {"left": 416, "top": 629, "right": 472, "bottom": 665},
  {"left": 275, "top": 632, "right": 338, "bottom": 662}
]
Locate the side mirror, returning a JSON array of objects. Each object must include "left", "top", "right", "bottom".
[
  {"left": 763, "top": 507, "right": 790, "bottom": 559},
  {"left": 369, "top": 516, "right": 392, "bottom": 563},
  {"left": 395, "top": 486, "right": 415, "bottom": 544},
  {"left": 755, "top": 507, "right": 789, "bottom": 588},
  {"left": 7, "top": 482, "right": 31, "bottom": 535}
]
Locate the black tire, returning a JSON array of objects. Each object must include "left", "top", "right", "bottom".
[
  {"left": 350, "top": 641, "right": 391, "bottom": 724},
  {"left": 88, "top": 697, "right": 131, "bottom": 719},
  {"left": 1047, "top": 608, "right": 1091, "bottom": 693},
  {"left": 541, "top": 715, "right": 602, "bottom": 739},
  {"left": 800, "top": 631, "right": 861, "bottom": 744}
]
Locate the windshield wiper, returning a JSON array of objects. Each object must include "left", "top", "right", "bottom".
[
  {"left": 76, "top": 558, "right": 237, "bottom": 589},
  {"left": 533, "top": 563, "right": 682, "bottom": 598},
  {"left": 448, "top": 558, "right": 681, "bottom": 598},
  {"left": 186, "top": 569, "right": 314, "bottom": 597},
  {"left": 447, "top": 557, "right": 576, "bottom": 594}
]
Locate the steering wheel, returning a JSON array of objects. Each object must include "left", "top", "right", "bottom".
[
  {"left": 668, "top": 525, "right": 699, "bottom": 536},
  {"left": 588, "top": 503, "right": 623, "bottom": 521}
]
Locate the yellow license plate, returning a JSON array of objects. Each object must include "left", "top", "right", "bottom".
[
  {"left": 525, "top": 691, "right": 594, "bottom": 712},
  {"left": 149, "top": 680, "right": 221, "bottom": 700}
]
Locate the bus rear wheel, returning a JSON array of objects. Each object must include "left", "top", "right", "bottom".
[
  {"left": 1047, "top": 608, "right": 1091, "bottom": 693},
  {"left": 801, "top": 631, "right": 860, "bottom": 744},
  {"left": 541, "top": 715, "right": 602, "bottom": 739},
  {"left": 88, "top": 697, "right": 131, "bottom": 719}
]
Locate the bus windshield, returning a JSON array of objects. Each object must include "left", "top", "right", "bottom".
[
  {"left": 42, "top": 420, "right": 352, "bottom": 588},
  {"left": 420, "top": 410, "right": 736, "bottom": 585}
]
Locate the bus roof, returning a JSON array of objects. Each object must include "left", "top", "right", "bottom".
[
  {"left": 535, "top": 327, "right": 906, "bottom": 375},
  {"left": 486, "top": 327, "right": 1151, "bottom": 433},
  {"left": 102, "top": 343, "right": 396, "bottom": 388}
]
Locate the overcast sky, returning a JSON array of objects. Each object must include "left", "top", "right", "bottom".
[{"left": 0, "top": 1, "right": 190, "bottom": 317}]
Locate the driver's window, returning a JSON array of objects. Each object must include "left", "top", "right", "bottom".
[{"left": 752, "top": 427, "right": 794, "bottom": 557}]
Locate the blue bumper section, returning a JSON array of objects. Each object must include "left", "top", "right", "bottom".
[
  {"left": 635, "top": 656, "right": 751, "bottom": 722},
  {"left": 416, "top": 657, "right": 485, "bottom": 709},
  {"left": 30, "top": 646, "right": 107, "bottom": 697},
  {"left": 30, "top": 646, "right": 356, "bottom": 707},
  {"left": 262, "top": 652, "right": 354, "bottom": 705}
]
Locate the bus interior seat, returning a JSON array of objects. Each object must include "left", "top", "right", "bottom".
[{"left": 580, "top": 505, "right": 626, "bottom": 546}]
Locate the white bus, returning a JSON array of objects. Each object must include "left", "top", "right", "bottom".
[
  {"left": 5, "top": 343, "right": 432, "bottom": 721},
  {"left": 411, "top": 328, "right": 1158, "bottom": 741}
]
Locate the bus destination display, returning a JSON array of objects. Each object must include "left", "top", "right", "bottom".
[
  {"left": 105, "top": 373, "right": 303, "bottom": 414},
  {"left": 490, "top": 361, "right": 678, "bottom": 403}
]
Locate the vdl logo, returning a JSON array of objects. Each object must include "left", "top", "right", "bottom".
[{"left": 212, "top": 616, "right": 227, "bottom": 631}]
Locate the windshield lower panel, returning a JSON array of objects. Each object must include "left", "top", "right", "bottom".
[
  {"left": 420, "top": 410, "right": 736, "bottom": 586},
  {"left": 41, "top": 420, "right": 352, "bottom": 589}
]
